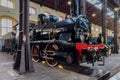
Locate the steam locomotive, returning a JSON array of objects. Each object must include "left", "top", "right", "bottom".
[{"left": 30, "top": 14, "right": 107, "bottom": 67}]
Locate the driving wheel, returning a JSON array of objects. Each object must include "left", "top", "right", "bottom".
[
  {"left": 32, "top": 45, "right": 40, "bottom": 62},
  {"left": 45, "top": 43, "right": 59, "bottom": 67}
]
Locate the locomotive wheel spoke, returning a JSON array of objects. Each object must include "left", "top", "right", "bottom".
[{"left": 45, "top": 43, "right": 59, "bottom": 67}]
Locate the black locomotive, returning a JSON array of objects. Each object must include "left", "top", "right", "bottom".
[{"left": 29, "top": 14, "right": 107, "bottom": 67}]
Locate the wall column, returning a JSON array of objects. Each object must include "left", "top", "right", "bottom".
[
  {"left": 114, "top": 11, "right": 119, "bottom": 53},
  {"left": 102, "top": 0, "right": 107, "bottom": 44},
  {"left": 14, "top": 0, "right": 34, "bottom": 73}
]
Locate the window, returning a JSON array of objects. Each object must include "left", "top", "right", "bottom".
[
  {"left": 96, "top": 28, "right": 98, "bottom": 32},
  {"left": 29, "top": 7, "right": 36, "bottom": 15},
  {"left": 1, "top": 18, "right": 12, "bottom": 36},
  {"left": 0, "top": 0, "right": 14, "bottom": 8},
  {"left": 100, "top": 29, "right": 102, "bottom": 33},
  {"left": 91, "top": 27, "right": 94, "bottom": 30}
]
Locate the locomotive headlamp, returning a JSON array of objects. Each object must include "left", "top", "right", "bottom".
[{"left": 76, "top": 15, "right": 90, "bottom": 32}]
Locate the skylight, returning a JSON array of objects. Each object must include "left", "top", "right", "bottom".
[
  {"left": 87, "top": 0, "right": 102, "bottom": 10},
  {"left": 106, "top": 8, "right": 115, "bottom": 18},
  {"left": 87, "top": 0, "right": 115, "bottom": 19}
]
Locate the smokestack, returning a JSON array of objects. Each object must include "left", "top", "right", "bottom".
[{"left": 71, "top": 0, "right": 79, "bottom": 17}]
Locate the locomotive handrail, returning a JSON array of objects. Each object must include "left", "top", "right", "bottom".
[
  {"left": 30, "top": 40, "right": 55, "bottom": 44},
  {"left": 30, "top": 40, "right": 75, "bottom": 46}
]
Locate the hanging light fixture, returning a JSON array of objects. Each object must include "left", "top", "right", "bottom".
[
  {"left": 92, "top": 13, "right": 96, "bottom": 17},
  {"left": 114, "top": 7, "right": 119, "bottom": 12},
  {"left": 68, "top": 0, "right": 71, "bottom": 5}
]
